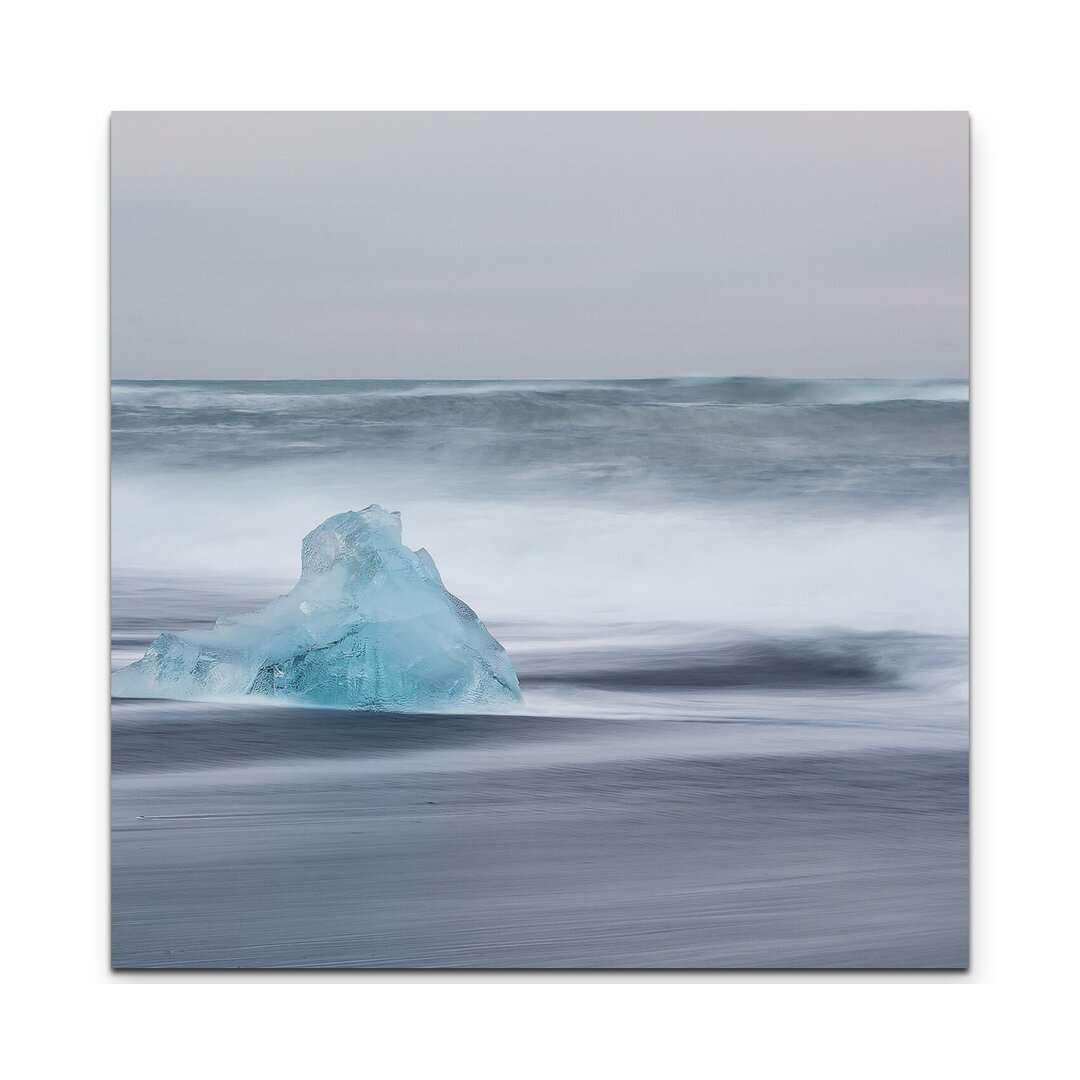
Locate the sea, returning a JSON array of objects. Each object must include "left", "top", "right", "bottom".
[{"left": 111, "top": 377, "right": 969, "bottom": 968}]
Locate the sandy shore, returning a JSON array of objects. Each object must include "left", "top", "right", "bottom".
[{"left": 112, "top": 701, "right": 967, "bottom": 969}]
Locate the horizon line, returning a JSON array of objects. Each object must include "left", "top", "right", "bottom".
[{"left": 111, "top": 374, "right": 970, "bottom": 384}]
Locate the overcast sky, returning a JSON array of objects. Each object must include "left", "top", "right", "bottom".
[{"left": 112, "top": 112, "right": 968, "bottom": 380}]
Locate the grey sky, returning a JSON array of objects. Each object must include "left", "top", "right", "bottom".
[{"left": 111, "top": 112, "right": 968, "bottom": 380}]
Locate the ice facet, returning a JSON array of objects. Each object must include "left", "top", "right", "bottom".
[{"left": 112, "top": 506, "right": 523, "bottom": 711}]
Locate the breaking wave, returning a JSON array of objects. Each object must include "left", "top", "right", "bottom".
[{"left": 112, "top": 376, "right": 968, "bottom": 728}]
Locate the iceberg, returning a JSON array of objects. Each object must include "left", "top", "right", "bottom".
[{"left": 112, "top": 506, "right": 523, "bottom": 711}]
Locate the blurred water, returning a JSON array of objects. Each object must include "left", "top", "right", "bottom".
[{"left": 112, "top": 378, "right": 968, "bottom": 632}]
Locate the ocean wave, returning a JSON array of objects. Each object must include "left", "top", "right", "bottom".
[
  {"left": 113, "top": 376, "right": 968, "bottom": 411},
  {"left": 513, "top": 629, "right": 967, "bottom": 692},
  {"left": 111, "top": 378, "right": 968, "bottom": 513}
]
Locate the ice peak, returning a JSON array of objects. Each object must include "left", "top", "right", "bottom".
[{"left": 300, "top": 505, "right": 403, "bottom": 576}]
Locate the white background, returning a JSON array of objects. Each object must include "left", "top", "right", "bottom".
[{"left": 3, "top": 0, "right": 1078, "bottom": 1075}]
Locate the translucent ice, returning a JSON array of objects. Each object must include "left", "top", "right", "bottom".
[{"left": 112, "top": 506, "right": 523, "bottom": 711}]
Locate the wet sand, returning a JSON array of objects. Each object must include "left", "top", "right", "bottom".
[{"left": 112, "top": 702, "right": 967, "bottom": 969}]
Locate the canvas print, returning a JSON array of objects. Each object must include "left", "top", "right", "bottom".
[{"left": 111, "top": 112, "right": 969, "bottom": 969}]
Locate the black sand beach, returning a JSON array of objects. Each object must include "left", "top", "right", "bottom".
[{"left": 112, "top": 700, "right": 967, "bottom": 969}]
